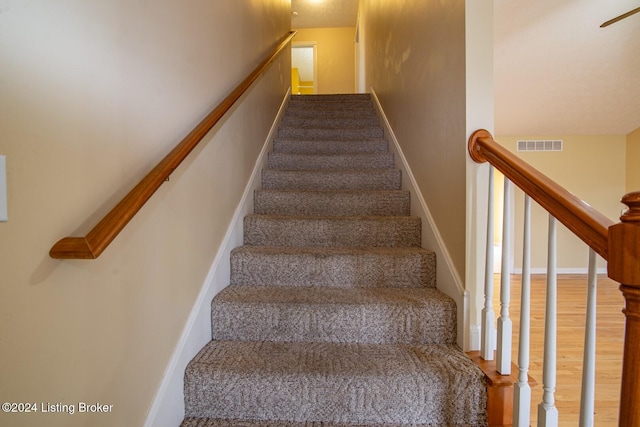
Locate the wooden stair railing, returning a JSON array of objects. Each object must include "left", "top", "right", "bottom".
[
  {"left": 468, "top": 129, "right": 614, "bottom": 259},
  {"left": 469, "top": 129, "right": 640, "bottom": 426},
  {"left": 49, "top": 31, "right": 297, "bottom": 259}
]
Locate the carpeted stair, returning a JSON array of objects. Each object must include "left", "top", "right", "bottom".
[{"left": 181, "top": 94, "right": 487, "bottom": 427}]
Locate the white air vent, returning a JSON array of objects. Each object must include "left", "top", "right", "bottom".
[{"left": 517, "top": 140, "right": 563, "bottom": 152}]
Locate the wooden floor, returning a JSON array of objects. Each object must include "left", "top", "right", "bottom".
[{"left": 492, "top": 274, "right": 625, "bottom": 426}]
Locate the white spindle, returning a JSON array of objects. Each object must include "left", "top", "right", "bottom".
[
  {"left": 497, "top": 178, "right": 512, "bottom": 374},
  {"left": 579, "top": 249, "right": 598, "bottom": 427},
  {"left": 481, "top": 166, "right": 495, "bottom": 360},
  {"left": 514, "top": 195, "right": 531, "bottom": 426},
  {"left": 538, "top": 215, "right": 559, "bottom": 426}
]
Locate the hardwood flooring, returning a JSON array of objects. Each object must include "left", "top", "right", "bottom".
[{"left": 492, "top": 274, "right": 626, "bottom": 426}]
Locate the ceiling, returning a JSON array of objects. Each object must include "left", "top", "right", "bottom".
[
  {"left": 291, "top": 0, "right": 359, "bottom": 29},
  {"left": 494, "top": 0, "right": 640, "bottom": 136},
  {"left": 291, "top": 0, "right": 640, "bottom": 136}
]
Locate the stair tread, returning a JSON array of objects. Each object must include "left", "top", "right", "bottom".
[
  {"left": 245, "top": 213, "right": 420, "bottom": 220},
  {"left": 184, "top": 340, "right": 486, "bottom": 424},
  {"left": 285, "top": 108, "right": 378, "bottom": 117},
  {"left": 279, "top": 124, "right": 382, "bottom": 130},
  {"left": 181, "top": 419, "right": 485, "bottom": 427},
  {"left": 261, "top": 169, "right": 402, "bottom": 191},
  {"left": 214, "top": 285, "right": 451, "bottom": 308},
  {"left": 188, "top": 340, "right": 477, "bottom": 380},
  {"left": 287, "top": 101, "right": 374, "bottom": 108},
  {"left": 280, "top": 117, "right": 381, "bottom": 127},
  {"left": 267, "top": 152, "right": 394, "bottom": 170},
  {"left": 278, "top": 127, "right": 383, "bottom": 139},
  {"left": 254, "top": 189, "right": 410, "bottom": 216},
  {"left": 278, "top": 124, "right": 382, "bottom": 130},
  {"left": 274, "top": 137, "right": 386, "bottom": 143},
  {"left": 230, "top": 245, "right": 435, "bottom": 289},
  {"left": 182, "top": 418, "right": 463, "bottom": 427},
  {"left": 211, "top": 285, "right": 456, "bottom": 344},
  {"left": 233, "top": 244, "right": 431, "bottom": 255},
  {"left": 268, "top": 152, "right": 392, "bottom": 159},
  {"left": 244, "top": 215, "right": 421, "bottom": 248},
  {"left": 273, "top": 139, "right": 389, "bottom": 155},
  {"left": 290, "top": 94, "right": 371, "bottom": 100},
  {"left": 287, "top": 99, "right": 373, "bottom": 105},
  {"left": 263, "top": 168, "right": 396, "bottom": 172},
  {"left": 255, "top": 188, "right": 409, "bottom": 195}
]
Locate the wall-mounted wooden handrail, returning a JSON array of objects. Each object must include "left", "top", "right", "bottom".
[
  {"left": 49, "top": 31, "right": 296, "bottom": 259},
  {"left": 468, "top": 129, "right": 614, "bottom": 260}
]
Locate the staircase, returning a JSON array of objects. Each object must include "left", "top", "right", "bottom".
[{"left": 181, "top": 94, "right": 487, "bottom": 427}]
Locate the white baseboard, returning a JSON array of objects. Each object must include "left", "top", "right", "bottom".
[
  {"left": 143, "top": 89, "right": 290, "bottom": 427},
  {"left": 369, "top": 88, "right": 468, "bottom": 350},
  {"left": 511, "top": 267, "right": 607, "bottom": 275},
  {"left": 495, "top": 245, "right": 607, "bottom": 275}
]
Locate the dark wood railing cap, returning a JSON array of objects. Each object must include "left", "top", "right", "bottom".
[
  {"left": 468, "top": 129, "right": 492, "bottom": 164},
  {"left": 609, "top": 192, "right": 640, "bottom": 286},
  {"left": 621, "top": 191, "right": 640, "bottom": 222}
]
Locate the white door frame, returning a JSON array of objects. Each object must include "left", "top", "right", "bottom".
[{"left": 292, "top": 42, "right": 317, "bottom": 94}]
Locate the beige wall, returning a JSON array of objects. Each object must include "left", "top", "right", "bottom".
[
  {"left": 292, "top": 27, "right": 356, "bottom": 94},
  {"left": 627, "top": 127, "right": 640, "bottom": 192},
  {"left": 0, "top": 1, "right": 291, "bottom": 426},
  {"left": 495, "top": 135, "right": 626, "bottom": 271},
  {"left": 359, "top": 0, "right": 467, "bottom": 278}
]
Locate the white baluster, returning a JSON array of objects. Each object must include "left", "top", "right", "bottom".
[
  {"left": 481, "top": 166, "right": 495, "bottom": 360},
  {"left": 497, "top": 178, "right": 512, "bottom": 374},
  {"left": 514, "top": 195, "right": 531, "bottom": 426},
  {"left": 579, "top": 249, "right": 598, "bottom": 427},
  {"left": 538, "top": 215, "right": 559, "bottom": 426}
]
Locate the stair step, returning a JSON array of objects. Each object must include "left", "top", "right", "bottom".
[
  {"left": 254, "top": 190, "right": 410, "bottom": 217},
  {"left": 243, "top": 215, "right": 421, "bottom": 247},
  {"left": 280, "top": 116, "right": 381, "bottom": 128},
  {"left": 211, "top": 286, "right": 455, "bottom": 344},
  {"left": 287, "top": 100, "right": 374, "bottom": 110},
  {"left": 285, "top": 107, "right": 377, "bottom": 119},
  {"left": 230, "top": 245, "right": 435, "bottom": 288},
  {"left": 278, "top": 126, "right": 384, "bottom": 139},
  {"left": 267, "top": 152, "right": 394, "bottom": 170},
  {"left": 290, "top": 93, "right": 371, "bottom": 102},
  {"left": 261, "top": 169, "right": 401, "bottom": 191},
  {"left": 184, "top": 340, "right": 487, "bottom": 425},
  {"left": 273, "top": 138, "right": 388, "bottom": 154},
  {"left": 183, "top": 419, "right": 379, "bottom": 427}
]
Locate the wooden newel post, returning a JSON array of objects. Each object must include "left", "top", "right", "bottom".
[{"left": 607, "top": 191, "right": 640, "bottom": 426}]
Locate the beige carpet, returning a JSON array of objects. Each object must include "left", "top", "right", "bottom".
[{"left": 182, "top": 94, "right": 487, "bottom": 427}]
